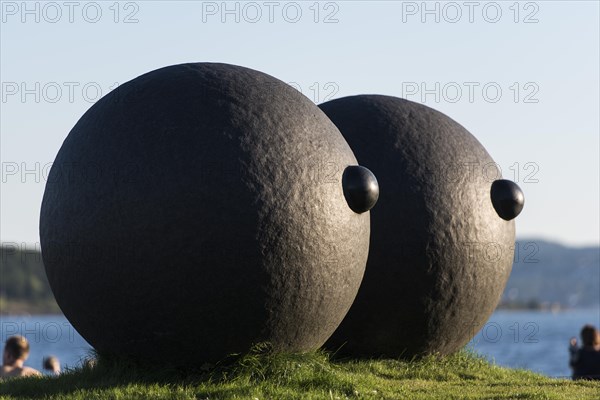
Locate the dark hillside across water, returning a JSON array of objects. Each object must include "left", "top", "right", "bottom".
[{"left": 500, "top": 239, "right": 599, "bottom": 310}]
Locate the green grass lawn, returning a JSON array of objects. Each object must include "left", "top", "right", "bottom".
[{"left": 1, "top": 345, "right": 598, "bottom": 399}]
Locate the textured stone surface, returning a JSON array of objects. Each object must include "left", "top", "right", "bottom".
[
  {"left": 320, "top": 95, "right": 518, "bottom": 358},
  {"left": 40, "top": 63, "right": 371, "bottom": 364}
]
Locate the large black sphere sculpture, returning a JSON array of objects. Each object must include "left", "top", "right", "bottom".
[
  {"left": 320, "top": 95, "right": 524, "bottom": 358},
  {"left": 40, "top": 63, "right": 376, "bottom": 365}
]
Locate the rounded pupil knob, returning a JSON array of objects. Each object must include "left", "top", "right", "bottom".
[
  {"left": 490, "top": 179, "right": 525, "bottom": 221},
  {"left": 342, "top": 165, "right": 379, "bottom": 214}
]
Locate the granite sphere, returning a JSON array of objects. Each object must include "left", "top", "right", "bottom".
[
  {"left": 40, "top": 63, "right": 371, "bottom": 364},
  {"left": 319, "top": 95, "right": 521, "bottom": 358}
]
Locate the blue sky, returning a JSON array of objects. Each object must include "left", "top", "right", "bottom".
[{"left": 1, "top": 1, "right": 599, "bottom": 246}]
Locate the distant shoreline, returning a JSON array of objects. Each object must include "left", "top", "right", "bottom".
[
  {"left": 0, "top": 299, "right": 61, "bottom": 316},
  {"left": 497, "top": 302, "right": 571, "bottom": 312},
  {"left": 2, "top": 304, "right": 599, "bottom": 317}
]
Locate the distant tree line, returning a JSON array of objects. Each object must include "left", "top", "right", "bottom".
[{"left": 0, "top": 244, "right": 60, "bottom": 314}]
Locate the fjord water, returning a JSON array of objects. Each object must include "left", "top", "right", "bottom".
[
  {"left": 468, "top": 309, "right": 600, "bottom": 378},
  {"left": 1, "top": 309, "right": 599, "bottom": 378},
  {"left": 0, "top": 314, "right": 92, "bottom": 374}
]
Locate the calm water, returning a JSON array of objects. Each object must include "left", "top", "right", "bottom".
[
  {"left": 0, "top": 315, "right": 92, "bottom": 374},
  {"left": 468, "top": 309, "right": 600, "bottom": 378},
  {"left": 1, "top": 309, "right": 599, "bottom": 378}
]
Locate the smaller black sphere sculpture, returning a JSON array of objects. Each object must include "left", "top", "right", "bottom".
[{"left": 320, "top": 95, "right": 524, "bottom": 358}]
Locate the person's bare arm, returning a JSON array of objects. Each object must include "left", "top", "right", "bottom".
[
  {"left": 0, "top": 366, "right": 42, "bottom": 378},
  {"left": 569, "top": 337, "right": 580, "bottom": 368},
  {"left": 21, "top": 366, "right": 42, "bottom": 377}
]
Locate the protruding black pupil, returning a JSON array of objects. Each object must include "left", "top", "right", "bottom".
[
  {"left": 490, "top": 179, "right": 524, "bottom": 221},
  {"left": 342, "top": 165, "right": 379, "bottom": 214}
]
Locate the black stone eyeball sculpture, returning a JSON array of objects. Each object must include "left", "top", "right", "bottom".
[
  {"left": 40, "top": 63, "right": 376, "bottom": 365},
  {"left": 320, "top": 95, "right": 524, "bottom": 358},
  {"left": 41, "top": 63, "right": 523, "bottom": 364}
]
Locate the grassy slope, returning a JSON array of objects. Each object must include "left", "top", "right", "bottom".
[{"left": 1, "top": 347, "right": 599, "bottom": 400}]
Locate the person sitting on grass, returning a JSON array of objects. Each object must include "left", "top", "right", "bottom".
[
  {"left": 43, "top": 355, "right": 61, "bottom": 375},
  {"left": 0, "top": 335, "right": 42, "bottom": 379},
  {"left": 569, "top": 324, "right": 600, "bottom": 380}
]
